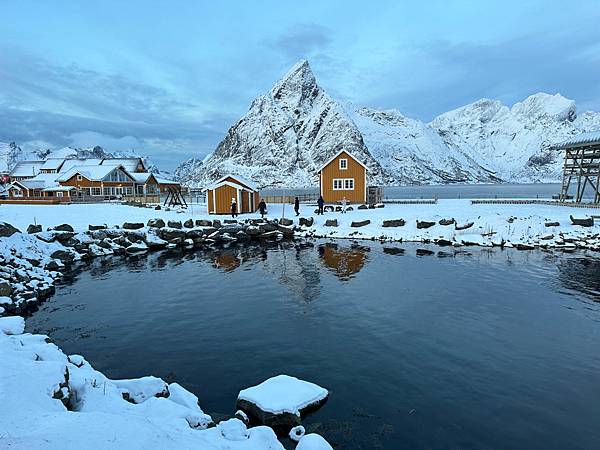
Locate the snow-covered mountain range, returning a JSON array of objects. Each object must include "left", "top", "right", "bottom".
[
  {"left": 176, "top": 60, "right": 600, "bottom": 188},
  {"left": 0, "top": 144, "right": 160, "bottom": 174}
]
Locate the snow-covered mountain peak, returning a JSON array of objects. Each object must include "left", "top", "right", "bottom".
[
  {"left": 269, "top": 59, "right": 320, "bottom": 114},
  {"left": 431, "top": 98, "right": 507, "bottom": 128},
  {"left": 511, "top": 92, "right": 576, "bottom": 122},
  {"left": 355, "top": 107, "right": 409, "bottom": 127}
]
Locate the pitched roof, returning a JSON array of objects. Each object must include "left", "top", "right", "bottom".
[
  {"left": 100, "top": 157, "right": 144, "bottom": 172},
  {"left": 56, "top": 165, "right": 134, "bottom": 182},
  {"left": 10, "top": 160, "right": 45, "bottom": 177},
  {"left": 40, "top": 158, "right": 65, "bottom": 171},
  {"left": 18, "top": 172, "right": 61, "bottom": 189},
  {"left": 154, "top": 176, "right": 180, "bottom": 185},
  {"left": 554, "top": 131, "right": 600, "bottom": 149},
  {"left": 316, "top": 149, "right": 368, "bottom": 172},
  {"left": 209, "top": 174, "right": 258, "bottom": 191}
]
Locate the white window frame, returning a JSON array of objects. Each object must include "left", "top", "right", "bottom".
[
  {"left": 76, "top": 174, "right": 82, "bottom": 181},
  {"left": 332, "top": 178, "right": 355, "bottom": 191},
  {"left": 91, "top": 187, "right": 102, "bottom": 196},
  {"left": 56, "top": 192, "right": 64, "bottom": 197},
  {"left": 339, "top": 158, "right": 348, "bottom": 170}
]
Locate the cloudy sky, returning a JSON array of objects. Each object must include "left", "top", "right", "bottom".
[{"left": 1, "top": 1, "right": 599, "bottom": 170}]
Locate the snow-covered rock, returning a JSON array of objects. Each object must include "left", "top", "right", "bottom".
[
  {"left": 296, "top": 433, "right": 334, "bottom": 450},
  {"left": 236, "top": 374, "right": 328, "bottom": 430}
]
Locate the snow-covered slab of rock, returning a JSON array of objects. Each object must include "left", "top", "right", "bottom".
[{"left": 236, "top": 375, "right": 328, "bottom": 431}]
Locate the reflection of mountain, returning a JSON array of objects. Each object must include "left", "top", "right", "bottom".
[
  {"left": 318, "top": 243, "right": 369, "bottom": 281},
  {"left": 263, "top": 242, "right": 321, "bottom": 302},
  {"left": 557, "top": 257, "right": 600, "bottom": 302}
]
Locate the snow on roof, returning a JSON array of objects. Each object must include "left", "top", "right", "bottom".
[
  {"left": 56, "top": 164, "right": 133, "bottom": 182},
  {"left": 58, "top": 158, "right": 103, "bottom": 174},
  {"left": 554, "top": 131, "right": 600, "bottom": 149},
  {"left": 10, "top": 160, "right": 44, "bottom": 177},
  {"left": 129, "top": 172, "right": 152, "bottom": 183},
  {"left": 316, "top": 149, "right": 368, "bottom": 172},
  {"left": 209, "top": 174, "right": 258, "bottom": 191},
  {"left": 42, "top": 185, "right": 76, "bottom": 192},
  {"left": 41, "top": 158, "right": 65, "bottom": 170},
  {"left": 101, "top": 157, "right": 143, "bottom": 172},
  {"left": 154, "top": 176, "right": 180, "bottom": 185},
  {"left": 17, "top": 172, "right": 61, "bottom": 190}
]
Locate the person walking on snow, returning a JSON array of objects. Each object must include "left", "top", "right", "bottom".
[
  {"left": 341, "top": 196, "right": 347, "bottom": 213},
  {"left": 294, "top": 196, "right": 300, "bottom": 216},
  {"left": 317, "top": 195, "right": 325, "bottom": 215},
  {"left": 258, "top": 199, "right": 267, "bottom": 218},
  {"left": 231, "top": 198, "right": 238, "bottom": 218}
]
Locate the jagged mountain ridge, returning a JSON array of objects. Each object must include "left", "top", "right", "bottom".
[{"left": 176, "top": 60, "right": 600, "bottom": 188}]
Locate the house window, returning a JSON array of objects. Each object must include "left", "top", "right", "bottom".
[
  {"left": 56, "top": 192, "right": 63, "bottom": 197},
  {"left": 76, "top": 174, "right": 82, "bottom": 181},
  {"left": 339, "top": 158, "right": 348, "bottom": 170},
  {"left": 91, "top": 187, "right": 102, "bottom": 196},
  {"left": 333, "top": 178, "right": 354, "bottom": 190}
]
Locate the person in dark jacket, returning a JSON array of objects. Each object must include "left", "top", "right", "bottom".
[
  {"left": 294, "top": 197, "right": 300, "bottom": 216},
  {"left": 317, "top": 195, "right": 325, "bottom": 215},
  {"left": 231, "top": 198, "right": 238, "bottom": 218},
  {"left": 258, "top": 199, "right": 267, "bottom": 218}
]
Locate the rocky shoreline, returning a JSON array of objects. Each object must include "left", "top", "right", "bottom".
[{"left": 0, "top": 217, "right": 340, "bottom": 449}]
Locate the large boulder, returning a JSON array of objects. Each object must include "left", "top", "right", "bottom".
[
  {"left": 212, "top": 219, "right": 222, "bottom": 228},
  {"left": 53, "top": 232, "right": 76, "bottom": 244},
  {"left": 147, "top": 218, "right": 166, "bottom": 228},
  {"left": 123, "top": 222, "right": 144, "bottom": 230},
  {"left": 183, "top": 219, "right": 194, "bottom": 229},
  {"left": 26, "top": 224, "right": 42, "bottom": 234},
  {"left": 324, "top": 219, "right": 338, "bottom": 227},
  {"left": 382, "top": 219, "right": 405, "bottom": 228},
  {"left": 0, "top": 281, "right": 11, "bottom": 297},
  {"left": 351, "top": 220, "right": 370, "bottom": 228},
  {"left": 167, "top": 220, "right": 182, "bottom": 229},
  {"left": 195, "top": 219, "right": 212, "bottom": 227},
  {"left": 158, "top": 228, "right": 186, "bottom": 241},
  {"left": 236, "top": 375, "right": 328, "bottom": 432},
  {"left": 299, "top": 217, "right": 314, "bottom": 227},
  {"left": 52, "top": 224, "right": 74, "bottom": 232},
  {"left": 357, "top": 204, "right": 368, "bottom": 210},
  {"left": 280, "top": 218, "right": 293, "bottom": 226},
  {"left": 50, "top": 250, "right": 74, "bottom": 263},
  {"left": 88, "top": 224, "right": 107, "bottom": 231},
  {"left": 0, "top": 222, "right": 20, "bottom": 237}
]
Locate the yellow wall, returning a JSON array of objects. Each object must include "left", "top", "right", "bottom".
[{"left": 320, "top": 151, "right": 366, "bottom": 203}]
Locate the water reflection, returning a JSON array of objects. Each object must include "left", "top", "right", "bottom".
[
  {"left": 557, "top": 256, "right": 600, "bottom": 302},
  {"left": 318, "top": 242, "right": 369, "bottom": 281}
]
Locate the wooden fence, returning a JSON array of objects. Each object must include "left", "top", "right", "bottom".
[{"left": 471, "top": 199, "right": 600, "bottom": 208}]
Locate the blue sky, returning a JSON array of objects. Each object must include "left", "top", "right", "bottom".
[{"left": 1, "top": 1, "right": 599, "bottom": 170}]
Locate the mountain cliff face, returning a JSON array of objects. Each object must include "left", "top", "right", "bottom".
[
  {"left": 178, "top": 60, "right": 387, "bottom": 187},
  {"left": 177, "top": 60, "right": 600, "bottom": 187},
  {"left": 430, "top": 93, "right": 600, "bottom": 182},
  {"left": 0, "top": 142, "right": 23, "bottom": 174}
]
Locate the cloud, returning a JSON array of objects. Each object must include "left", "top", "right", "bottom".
[
  {"left": 266, "top": 23, "right": 333, "bottom": 60},
  {"left": 360, "top": 26, "right": 600, "bottom": 120},
  {"left": 0, "top": 45, "right": 235, "bottom": 169}
]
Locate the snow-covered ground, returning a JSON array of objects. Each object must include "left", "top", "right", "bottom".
[
  {"left": 1, "top": 199, "right": 598, "bottom": 449},
  {"left": 1, "top": 200, "right": 598, "bottom": 248}
]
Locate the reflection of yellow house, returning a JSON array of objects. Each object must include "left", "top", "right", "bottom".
[
  {"left": 319, "top": 243, "right": 368, "bottom": 280},
  {"left": 213, "top": 252, "right": 241, "bottom": 272}
]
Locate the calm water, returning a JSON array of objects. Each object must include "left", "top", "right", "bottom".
[
  {"left": 26, "top": 242, "right": 600, "bottom": 449},
  {"left": 262, "top": 183, "right": 596, "bottom": 200}
]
